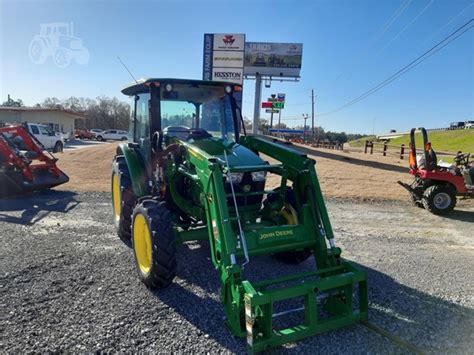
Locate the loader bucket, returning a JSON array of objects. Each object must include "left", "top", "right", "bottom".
[
  {"left": 0, "top": 125, "right": 69, "bottom": 198},
  {"left": 0, "top": 169, "right": 69, "bottom": 198}
]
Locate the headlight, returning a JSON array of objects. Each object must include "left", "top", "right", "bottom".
[
  {"left": 226, "top": 172, "right": 244, "bottom": 184},
  {"left": 251, "top": 171, "right": 267, "bottom": 182}
]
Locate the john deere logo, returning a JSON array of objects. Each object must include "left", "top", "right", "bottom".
[{"left": 222, "top": 35, "right": 235, "bottom": 45}]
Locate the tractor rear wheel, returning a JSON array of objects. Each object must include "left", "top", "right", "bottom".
[
  {"left": 132, "top": 199, "right": 177, "bottom": 289},
  {"left": 265, "top": 188, "right": 313, "bottom": 264},
  {"left": 112, "top": 156, "right": 136, "bottom": 245},
  {"left": 422, "top": 184, "right": 456, "bottom": 215}
]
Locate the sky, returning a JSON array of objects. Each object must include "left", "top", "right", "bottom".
[{"left": 0, "top": 0, "right": 473, "bottom": 134}]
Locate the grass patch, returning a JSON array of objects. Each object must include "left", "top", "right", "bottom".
[
  {"left": 348, "top": 130, "right": 474, "bottom": 153},
  {"left": 348, "top": 135, "right": 376, "bottom": 147}
]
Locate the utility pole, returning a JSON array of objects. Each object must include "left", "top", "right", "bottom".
[{"left": 311, "top": 89, "right": 315, "bottom": 139}]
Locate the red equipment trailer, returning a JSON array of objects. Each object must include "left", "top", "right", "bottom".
[
  {"left": 398, "top": 127, "right": 474, "bottom": 215},
  {"left": 0, "top": 124, "right": 69, "bottom": 198}
]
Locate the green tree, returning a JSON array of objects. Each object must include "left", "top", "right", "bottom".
[{"left": 1, "top": 95, "right": 24, "bottom": 107}]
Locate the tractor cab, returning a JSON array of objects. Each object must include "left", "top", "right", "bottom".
[{"left": 122, "top": 79, "right": 243, "bottom": 154}]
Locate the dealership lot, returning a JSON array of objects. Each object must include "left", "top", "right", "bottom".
[{"left": 1, "top": 191, "right": 472, "bottom": 352}]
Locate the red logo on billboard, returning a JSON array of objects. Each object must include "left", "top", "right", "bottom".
[{"left": 223, "top": 35, "right": 235, "bottom": 45}]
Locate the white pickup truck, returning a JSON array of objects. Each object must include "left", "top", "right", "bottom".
[{"left": 26, "top": 123, "right": 65, "bottom": 152}]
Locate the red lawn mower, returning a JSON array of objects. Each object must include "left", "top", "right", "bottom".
[
  {"left": 398, "top": 127, "right": 474, "bottom": 215},
  {"left": 0, "top": 124, "right": 69, "bottom": 198}
]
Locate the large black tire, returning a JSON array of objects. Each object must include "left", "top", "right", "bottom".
[
  {"left": 410, "top": 193, "right": 424, "bottom": 208},
  {"left": 132, "top": 199, "right": 177, "bottom": 289},
  {"left": 264, "top": 188, "right": 313, "bottom": 264},
  {"left": 422, "top": 184, "right": 456, "bottom": 215},
  {"left": 53, "top": 141, "right": 63, "bottom": 153},
  {"left": 112, "top": 156, "right": 136, "bottom": 245}
]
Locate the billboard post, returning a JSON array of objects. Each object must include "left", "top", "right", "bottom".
[{"left": 253, "top": 73, "right": 262, "bottom": 134}]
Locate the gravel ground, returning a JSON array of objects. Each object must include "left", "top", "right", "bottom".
[{"left": 1, "top": 191, "right": 473, "bottom": 353}]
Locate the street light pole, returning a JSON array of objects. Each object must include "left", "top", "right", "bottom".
[{"left": 302, "top": 113, "right": 309, "bottom": 141}]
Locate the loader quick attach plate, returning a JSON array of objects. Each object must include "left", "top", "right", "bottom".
[{"left": 243, "top": 261, "right": 368, "bottom": 353}]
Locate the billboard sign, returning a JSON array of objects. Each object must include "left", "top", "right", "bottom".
[
  {"left": 213, "top": 34, "right": 245, "bottom": 51},
  {"left": 212, "top": 68, "right": 244, "bottom": 83},
  {"left": 261, "top": 102, "right": 273, "bottom": 108},
  {"left": 203, "top": 33, "right": 245, "bottom": 85},
  {"left": 203, "top": 34, "right": 214, "bottom": 81},
  {"left": 244, "top": 42, "right": 303, "bottom": 77},
  {"left": 212, "top": 50, "right": 244, "bottom": 68},
  {"left": 265, "top": 109, "right": 280, "bottom": 113},
  {"left": 277, "top": 93, "right": 286, "bottom": 102}
]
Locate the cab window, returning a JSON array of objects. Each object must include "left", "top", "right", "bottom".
[
  {"left": 39, "top": 126, "right": 50, "bottom": 135},
  {"left": 133, "top": 93, "right": 150, "bottom": 142},
  {"left": 30, "top": 125, "right": 40, "bottom": 135}
]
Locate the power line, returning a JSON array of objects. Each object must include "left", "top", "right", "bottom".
[
  {"left": 422, "top": 2, "right": 473, "bottom": 45},
  {"left": 378, "top": 0, "right": 435, "bottom": 54},
  {"left": 317, "top": 19, "right": 474, "bottom": 117},
  {"left": 369, "top": 0, "right": 413, "bottom": 48}
]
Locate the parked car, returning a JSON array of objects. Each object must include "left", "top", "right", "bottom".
[
  {"left": 26, "top": 123, "right": 64, "bottom": 152},
  {"left": 465, "top": 121, "right": 474, "bottom": 129},
  {"left": 90, "top": 128, "right": 104, "bottom": 135},
  {"left": 75, "top": 129, "right": 95, "bottom": 140},
  {"left": 96, "top": 129, "right": 128, "bottom": 141}
]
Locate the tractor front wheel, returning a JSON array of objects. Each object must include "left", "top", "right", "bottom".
[
  {"left": 422, "top": 184, "right": 456, "bottom": 215},
  {"left": 132, "top": 199, "right": 177, "bottom": 289},
  {"left": 265, "top": 188, "right": 313, "bottom": 264},
  {"left": 112, "top": 156, "right": 136, "bottom": 245}
]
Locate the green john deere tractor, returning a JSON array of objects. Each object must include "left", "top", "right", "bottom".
[{"left": 112, "top": 78, "right": 368, "bottom": 352}]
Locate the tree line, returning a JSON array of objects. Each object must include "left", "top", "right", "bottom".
[
  {"left": 1, "top": 95, "right": 130, "bottom": 131},
  {"left": 2, "top": 96, "right": 366, "bottom": 142},
  {"left": 243, "top": 117, "right": 366, "bottom": 143}
]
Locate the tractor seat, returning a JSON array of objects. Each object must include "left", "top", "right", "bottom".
[
  {"left": 163, "top": 126, "right": 190, "bottom": 140},
  {"left": 187, "top": 129, "right": 212, "bottom": 141}
]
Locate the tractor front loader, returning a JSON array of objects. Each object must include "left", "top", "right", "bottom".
[
  {"left": 112, "top": 78, "right": 368, "bottom": 352},
  {"left": 0, "top": 124, "right": 69, "bottom": 198}
]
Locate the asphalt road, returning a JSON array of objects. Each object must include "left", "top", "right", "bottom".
[{"left": 1, "top": 191, "right": 473, "bottom": 353}]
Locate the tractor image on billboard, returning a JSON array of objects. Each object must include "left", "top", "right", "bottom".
[
  {"left": 29, "top": 22, "right": 90, "bottom": 68},
  {"left": 111, "top": 78, "right": 368, "bottom": 352}
]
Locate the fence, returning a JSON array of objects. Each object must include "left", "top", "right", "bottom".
[
  {"left": 364, "top": 140, "right": 459, "bottom": 159},
  {"left": 311, "top": 140, "right": 344, "bottom": 150}
]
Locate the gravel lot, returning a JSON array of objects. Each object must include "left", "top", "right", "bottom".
[{"left": 1, "top": 191, "right": 473, "bottom": 353}]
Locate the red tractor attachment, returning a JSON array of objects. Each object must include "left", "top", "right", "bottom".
[
  {"left": 398, "top": 127, "right": 474, "bottom": 215},
  {"left": 0, "top": 124, "right": 69, "bottom": 198}
]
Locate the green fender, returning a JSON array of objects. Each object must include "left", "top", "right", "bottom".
[{"left": 116, "top": 143, "right": 149, "bottom": 197}]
